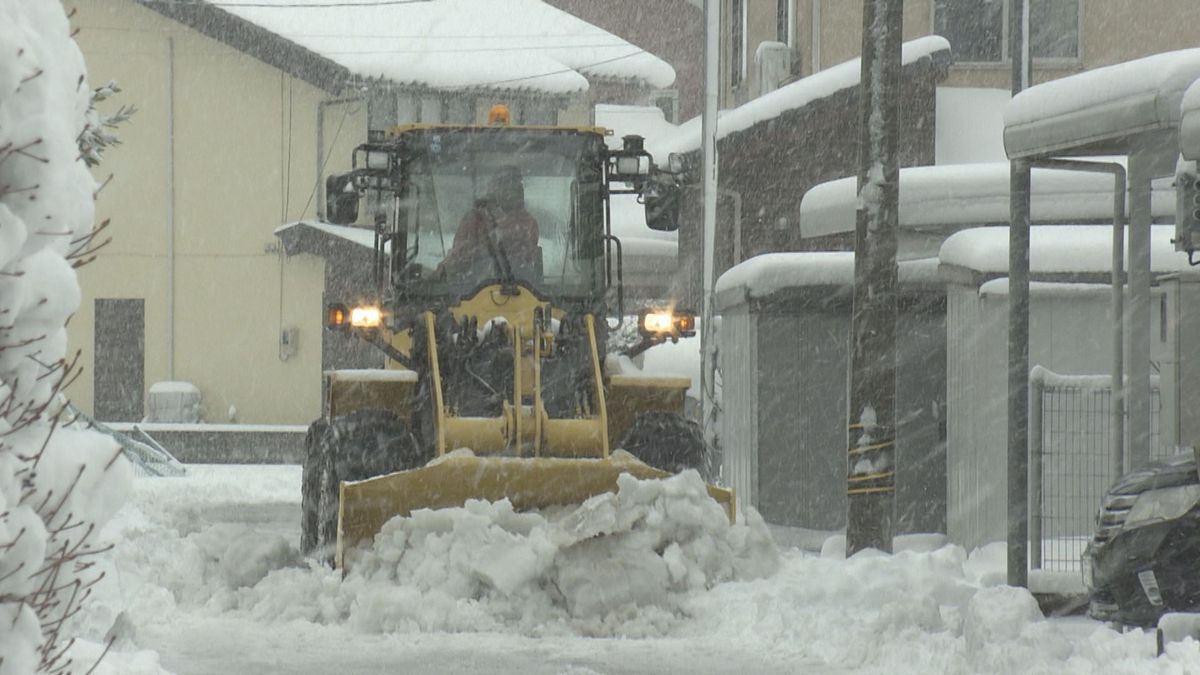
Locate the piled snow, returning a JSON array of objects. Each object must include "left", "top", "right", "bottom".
[
  {"left": 214, "top": 0, "right": 674, "bottom": 94},
  {"left": 0, "top": 2, "right": 140, "bottom": 673},
  {"left": 800, "top": 161, "right": 1175, "bottom": 239},
  {"left": 935, "top": 88, "right": 1011, "bottom": 165},
  {"left": 659, "top": 36, "right": 950, "bottom": 156},
  {"left": 940, "top": 225, "right": 1194, "bottom": 275},
  {"left": 78, "top": 464, "right": 1200, "bottom": 672}
]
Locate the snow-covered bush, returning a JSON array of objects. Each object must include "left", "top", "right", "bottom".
[{"left": 0, "top": 2, "right": 132, "bottom": 673}]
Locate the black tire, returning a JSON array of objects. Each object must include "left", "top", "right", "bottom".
[
  {"left": 299, "top": 418, "right": 328, "bottom": 556},
  {"left": 299, "top": 409, "right": 426, "bottom": 563},
  {"left": 618, "top": 411, "right": 707, "bottom": 477}
]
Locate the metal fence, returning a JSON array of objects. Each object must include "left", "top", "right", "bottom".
[{"left": 1029, "top": 368, "right": 1170, "bottom": 572}]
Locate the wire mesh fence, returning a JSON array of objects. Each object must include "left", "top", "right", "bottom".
[{"left": 1030, "top": 368, "right": 1171, "bottom": 572}]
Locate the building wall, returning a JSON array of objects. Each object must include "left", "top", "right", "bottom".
[
  {"left": 544, "top": 0, "right": 704, "bottom": 120},
  {"left": 70, "top": 0, "right": 363, "bottom": 424},
  {"left": 807, "top": 0, "right": 1200, "bottom": 91}
]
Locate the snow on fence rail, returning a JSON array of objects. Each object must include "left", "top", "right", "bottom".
[{"left": 1029, "top": 367, "right": 1170, "bottom": 573}]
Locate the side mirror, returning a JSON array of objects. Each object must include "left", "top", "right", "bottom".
[
  {"left": 644, "top": 179, "right": 681, "bottom": 232},
  {"left": 325, "top": 173, "right": 359, "bottom": 225}
]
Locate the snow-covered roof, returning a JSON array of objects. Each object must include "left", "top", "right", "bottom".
[
  {"left": 1004, "top": 49, "right": 1200, "bottom": 159},
  {"left": 211, "top": 0, "right": 674, "bottom": 94},
  {"left": 939, "top": 225, "right": 1193, "bottom": 277},
  {"left": 714, "top": 252, "right": 939, "bottom": 309},
  {"left": 276, "top": 220, "right": 375, "bottom": 249},
  {"left": 800, "top": 161, "right": 1175, "bottom": 239},
  {"left": 657, "top": 36, "right": 951, "bottom": 156},
  {"left": 1182, "top": 79, "right": 1200, "bottom": 161}
]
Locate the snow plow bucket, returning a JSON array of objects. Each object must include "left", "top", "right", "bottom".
[{"left": 335, "top": 453, "right": 736, "bottom": 568}]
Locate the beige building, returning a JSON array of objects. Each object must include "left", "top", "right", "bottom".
[
  {"left": 725, "top": 0, "right": 1200, "bottom": 105},
  {"left": 68, "top": 0, "right": 673, "bottom": 425}
]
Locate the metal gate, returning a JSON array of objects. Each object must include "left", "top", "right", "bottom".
[{"left": 1029, "top": 367, "right": 1170, "bottom": 572}]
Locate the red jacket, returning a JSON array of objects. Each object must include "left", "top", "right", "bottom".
[{"left": 442, "top": 202, "right": 538, "bottom": 277}]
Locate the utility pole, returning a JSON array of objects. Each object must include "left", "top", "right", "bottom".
[
  {"left": 846, "top": 0, "right": 902, "bottom": 556},
  {"left": 1007, "top": 0, "right": 1032, "bottom": 589},
  {"left": 699, "top": 0, "right": 720, "bottom": 451}
]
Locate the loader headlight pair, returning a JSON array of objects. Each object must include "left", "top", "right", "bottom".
[
  {"left": 328, "top": 303, "right": 383, "bottom": 330},
  {"left": 1122, "top": 484, "right": 1200, "bottom": 531},
  {"left": 638, "top": 308, "right": 696, "bottom": 340}
]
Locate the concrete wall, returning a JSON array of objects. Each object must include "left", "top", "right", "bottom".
[{"left": 70, "top": 0, "right": 362, "bottom": 424}]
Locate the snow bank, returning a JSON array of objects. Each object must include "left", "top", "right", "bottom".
[
  {"left": 216, "top": 0, "right": 674, "bottom": 94},
  {"left": 88, "top": 465, "right": 1200, "bottom": 672},
  {"left": 103, "top": 464, "right": 777, "bottom": 640}
]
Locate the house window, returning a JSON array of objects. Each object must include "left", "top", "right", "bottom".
[
  {"left": 933, "top": 0, "right": 1079, "bottom": 64},
  {"left": 731, "top": 0, "right": 745, "bottom": 87}
]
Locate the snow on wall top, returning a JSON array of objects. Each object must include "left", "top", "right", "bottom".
[
  {"left": 1004, "top": 49, "right": 1200, "bottom": 158},
  {"left": 211, "top": 0, "right": 675, "bottom": 94},
  {"left": 1182, "top": 79, "right": 1200, "bottom": 161},
  {"left": 658, "top": 36, "right": 950, "bottom": 156},
  {"left": 714, "top": 252, "right": 939, "bottom": 309},
  {"left": 800, "top": 161, "right": 1175, "bottom": 239},
  {"left": 939, "top": 225, "right": 1193, "bottom": 276}
]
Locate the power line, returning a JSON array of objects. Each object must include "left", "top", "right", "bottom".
[{"left": 475, "top": 49, "right": 650, "bottom": 87}]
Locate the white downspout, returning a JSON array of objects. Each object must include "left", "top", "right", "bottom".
[{"left": 166, "top": 36, "right": 176, "bottom": 380}]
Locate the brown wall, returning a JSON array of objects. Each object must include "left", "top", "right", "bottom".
[{"left": 678, "top": 55, "right": 945, "bottom": 305}]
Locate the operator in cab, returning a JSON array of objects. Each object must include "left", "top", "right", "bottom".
[{"left": 438, "top": 166, "right": 539, "bottom": 283}]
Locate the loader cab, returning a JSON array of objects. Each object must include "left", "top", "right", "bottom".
[{"left": 326, "top": 125, "right": 680, "bottom": 306}]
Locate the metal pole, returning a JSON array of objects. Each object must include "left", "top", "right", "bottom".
[
  {"left": 700, "top": 0, "right": 720, "bottom": 451},
  {"left": 1007, "top": 0, "right": 1032, "bottom": 589},
  {"left": 1128, "top": 146, "right": 1152, "bottom": 471},
  {"left": 1029, "top": 367, "right": 1043, "bottom": 570},
  {"left": 846, "top": 0, "right": 901, "bottom": 556},
  {"left": 166, "top": 36, "right": 176, "bottom": 381}
]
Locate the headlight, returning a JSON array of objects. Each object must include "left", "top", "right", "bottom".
[
  {"left": 349, "top": 305, "right": 383, "bottom": 329},
  {"left": 1124, "top": 484, "right": 1200, "bottom": 530},
  {"left": 638, "top": 308, "right": 696, "bottom": 339}
]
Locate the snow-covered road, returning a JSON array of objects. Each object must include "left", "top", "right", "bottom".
[{"left": 76, "top": 464, "right": 1200, "bottom": 675}]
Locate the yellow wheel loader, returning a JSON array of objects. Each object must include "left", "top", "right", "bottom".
[{"left": 301, "top": 108, "right": 733, "bottom": 568}]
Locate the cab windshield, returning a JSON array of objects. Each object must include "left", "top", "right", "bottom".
[{"left": 393, "top": 129, "right": 606, "bottom": 299}]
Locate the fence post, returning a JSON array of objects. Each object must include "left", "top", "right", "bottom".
[{"left": 1029, "top": 366, "right": 1044, "bottom": 570}]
